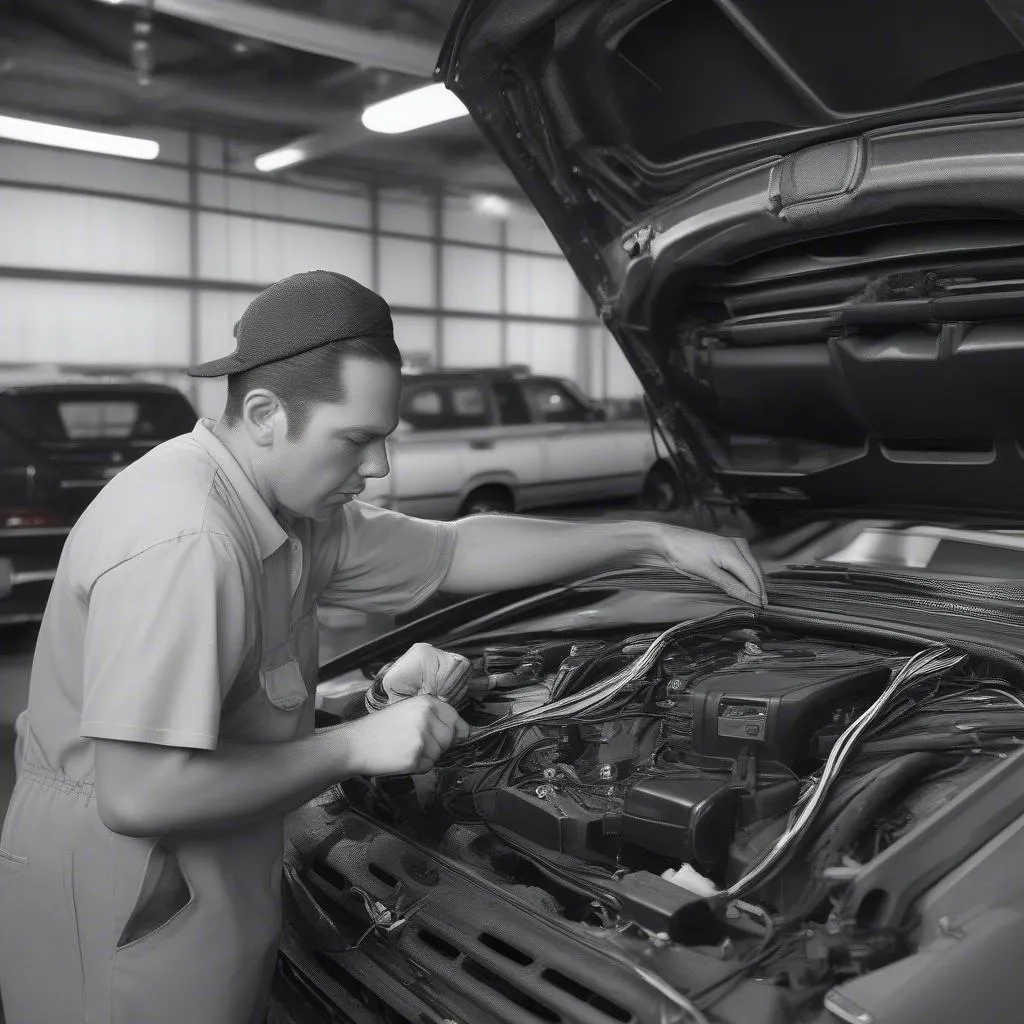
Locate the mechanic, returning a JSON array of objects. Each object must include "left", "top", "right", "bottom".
[{"left": 0, "top": 270, "right": 765, "bottom": 1024}]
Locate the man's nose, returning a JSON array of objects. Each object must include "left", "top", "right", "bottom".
[{"left": 360, "top": 441, "right": 390, "bottom": 479}]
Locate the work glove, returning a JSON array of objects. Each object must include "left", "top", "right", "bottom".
[{"left": 380, "top": 642, "right": 472, "bottom": 707}]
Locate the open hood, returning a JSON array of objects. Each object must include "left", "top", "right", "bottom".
[{"left": 440, "top": 0, "right": 1024, "bottom": 525}]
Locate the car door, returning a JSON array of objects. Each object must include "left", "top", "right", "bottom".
[
  {"left": 370, "top": 381, "right": 466, "bottom": 519},
  {"left": 518, "top": 378, "right": 650, "bottom": 507}
]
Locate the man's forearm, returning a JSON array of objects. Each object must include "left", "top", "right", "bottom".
[
  {"left": 440, "top": 514, "right": 661, "bottom": 593},
  {"left": 95, "top": 724, "right": 361, "bottom": 838}
]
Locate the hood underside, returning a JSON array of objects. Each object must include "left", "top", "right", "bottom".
[{"left": 441, "top": 0, "right": 1024, "bottom": 523}]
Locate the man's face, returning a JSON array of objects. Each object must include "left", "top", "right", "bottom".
[{"left": 269, "top": 355, "right": 400, "bottom": 520}]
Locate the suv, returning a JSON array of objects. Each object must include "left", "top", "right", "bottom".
[
  {"left": 361, "top": 367, "right": 680, "bottom": 518},
  {"left": 0, "top": 373, "right": 197, "bottom": 623}
]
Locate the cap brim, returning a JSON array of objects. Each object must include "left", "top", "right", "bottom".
[{"left": 187, "top": 352, "right": 251, "bottom": 378}]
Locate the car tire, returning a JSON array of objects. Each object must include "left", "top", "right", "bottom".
[
  {"left": 639, "top": 462, "right": 686, "bottom": 511},
  {"left": 458, "top": 486, "right": 514, "bottom": 516}
]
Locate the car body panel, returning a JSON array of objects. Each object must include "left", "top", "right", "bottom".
[{"left": 361, "top": 370, "right": 663, "bottom": 517}]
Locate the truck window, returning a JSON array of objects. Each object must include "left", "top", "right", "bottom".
[
  {"left": 491, "top": 381, "right": 532, "bottom": 425},
  {"left": 521, "top": 381, "right": 589, "bottom": 424},
  {"left": 448, "top": 385, "right": 492, "bottom": 428},
  {"left": 400, "top": 387, "right": 446, "bottom": 430}
]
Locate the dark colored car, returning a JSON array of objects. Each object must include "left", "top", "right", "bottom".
[
  {"left": 268, "top": 3, "right": 1024, "bottom": 1021},
  {"left": 0, "top": 374, "right": 197, "bottom": 623}
]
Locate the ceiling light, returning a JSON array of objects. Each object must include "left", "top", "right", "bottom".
[
  {"left": 361, "top": 83, "right": 468, "bottom": 135},
  {"left": 0, "top": 114, "right": 159, "bottom": 160},
  {"left": 472, "top": 194, "right": 512, "bottom": 218},
  {"left": 254, "top": 146, "right": 305, "bottom": 173}
]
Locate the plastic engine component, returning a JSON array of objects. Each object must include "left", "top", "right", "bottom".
[
  {"left": 621, "top": 777, "right": 738, "bottom": 871},
  {"left": 491, "top": 786, "right": 604, "bottom": 857},
  {"left": 687, "top": 662, "right": 890, "bottom": 767}
]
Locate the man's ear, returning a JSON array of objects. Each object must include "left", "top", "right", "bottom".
[{"left": 240, "top": 389, "right": 285, "bottom": 447}]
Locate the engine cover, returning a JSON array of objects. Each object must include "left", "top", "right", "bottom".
[{"left": 685, "top": 660, "right": 891, "bottom": 769}]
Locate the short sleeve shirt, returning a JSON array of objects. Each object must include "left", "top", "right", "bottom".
[{"left": 22, "top": 419, "right": 457, "bottom": 782}]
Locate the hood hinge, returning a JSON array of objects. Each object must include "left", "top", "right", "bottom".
[{"left": 623, "top": 224, "right": 656, "bottom": 259}]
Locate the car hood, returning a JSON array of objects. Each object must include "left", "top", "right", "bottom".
[{"left": 440, "top": 0, "right": 1024, "bottom": 525}]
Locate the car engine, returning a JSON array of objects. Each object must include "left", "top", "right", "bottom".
[{"left": 280, "top": 608, "right": 1024, "bottom": 1024}]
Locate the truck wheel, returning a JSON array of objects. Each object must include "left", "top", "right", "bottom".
[
  {"left": 639, "top": 463, "right": 685, "bottom": 511},
  {"left": 459, "top": 486, "right": 514, "bottom": 516}
]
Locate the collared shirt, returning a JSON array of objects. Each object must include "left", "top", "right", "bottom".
[{"left": 22, "top": 418, "right": 457, "bottom": 779}]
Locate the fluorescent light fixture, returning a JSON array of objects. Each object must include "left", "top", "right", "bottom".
[
  {"left": 472, "top": 194, "right": 512, "bottom": 218},
  {"left": 254, "top": 146, "right": 306, "bottom": 173},
  {"left": 0, "top": 114, "right": 159, "bottom": 160},
  {"left": 361, "top": 83, "right": 468, "bottom": 135}
]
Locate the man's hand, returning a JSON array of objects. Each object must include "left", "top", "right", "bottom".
[
  {"left": 381, "top": 642, "right": 472, "bottom": 705},
  {"left": 344, "top": 695, "right": 470, "bottom": 775},
  {"left": 655, "top": 525, "right": 767, "bottom": 607}
]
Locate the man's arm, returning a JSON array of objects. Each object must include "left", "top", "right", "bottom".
[
  {"left": 94, "top": 695, "right": 467, "bottom": 838},
  {"left": 439, "top": 514, "right": 766, "bottom": 606}
]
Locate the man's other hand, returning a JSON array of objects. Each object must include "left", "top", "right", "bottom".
[
  {"left": 381, "top": 642, "right": 472, "bottom": 705},
  {"left": 345, "top": 695, "right": 470, "bottom": 775},
  {"left": 655, "top": 525, "right": 767, "bottom": 607}
]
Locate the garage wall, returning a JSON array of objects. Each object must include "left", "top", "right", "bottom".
[{"left": 0, "top": 128, "right": 643, "bottom": 419}]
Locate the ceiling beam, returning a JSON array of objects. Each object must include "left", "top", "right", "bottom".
[{"left": 130, "top": 0, "right": 440, "bottom": 77}]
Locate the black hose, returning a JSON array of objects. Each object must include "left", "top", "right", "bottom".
[
  {"left": 774, "top": 752, "right": 938, "bottom": 926},
  {"left": 815, "top": 752, "right": 938, "bottom": 861}
]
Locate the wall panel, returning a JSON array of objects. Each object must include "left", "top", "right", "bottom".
[
  {"left": 506, "top": 322, "right": 578, "bottom": 379},
  {"left": 505, "top": 255, "right": 580, "bottom": 319},
  {"left": 0, "top": 280, "right": 189, "bottom": 365},
  {"left": 378, "top": 189, "right": 433, "bottom": 237},
  {"left": 442, "top": 318, "right": 503, "bottom": 367},
  {"left": 379, "top": 238, "right": 434, "bottom": 308},
  {"left": 0, "top": 142, "right": 189, "bottom": 202},
  {"left": 441, "top": 246, "right": 501, "bottom": 312},
  {"left": 0, "top": 187, "right": 189, "bottom": 276}
]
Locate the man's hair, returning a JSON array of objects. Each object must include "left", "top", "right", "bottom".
[{"left": 222, "top": 335, "right": 402, "bottom": 440}]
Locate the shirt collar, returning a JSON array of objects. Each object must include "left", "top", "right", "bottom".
[{"left": 192, "top": 419, "right": 289, "bottom": 560}]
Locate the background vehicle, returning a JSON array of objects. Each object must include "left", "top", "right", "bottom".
[
  {"left": 360, "top": 367, "right": 680, "bottom": 518},
  {"left": 0, "top": 373, "right": 197, "bottom": 623}
]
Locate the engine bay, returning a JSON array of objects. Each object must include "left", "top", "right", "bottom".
[{"left": 283, "top": 610, "right": 1024, "bottom": 1024}]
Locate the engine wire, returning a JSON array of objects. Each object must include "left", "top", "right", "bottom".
[{"left": 724, "top": 644, "right": 965, "bottom": 900}]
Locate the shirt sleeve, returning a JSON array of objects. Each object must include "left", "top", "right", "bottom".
[
  {"left": 319, "top": 500, "right": 457, "bottom": 615},
  {"left": 81, "top": 532, "right": 251, "bottom": 751}
]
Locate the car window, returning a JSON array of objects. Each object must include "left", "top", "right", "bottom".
[
  {"left": 521, "top": 381, "right": 590, "bottom": 424},
  {"left": 491, "top": 381, "right": 532, "bottom": 426},
  {"left": 448, "top": 385, "right": 492, "bottom": 428},
  {"left": 400, "top": 387, "right": 447, "bottom": 430},
  {"left": 0, "top": 390, "right": 196, "bottom": 446},
  {"left": 58, "top": 401, "right": 138, "bottom": 439}
]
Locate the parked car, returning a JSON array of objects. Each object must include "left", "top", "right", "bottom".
[
  {"left": 271, "top": 2, "right": 1024, "bottom": 1023},
  {"left": 359, "top": 367, "right": 681, "bottom": 518},
  {"left": 0, "top": 373, "right": 197, "bottom": 623}
]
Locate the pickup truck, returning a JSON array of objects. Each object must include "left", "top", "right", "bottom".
[{"left": 361, "top": 367, "right": 683, "bottom": 518}]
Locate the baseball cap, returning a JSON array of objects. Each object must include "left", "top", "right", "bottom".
[{"left": 188, "top": 270, "right": 395, "bottom": 378}]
